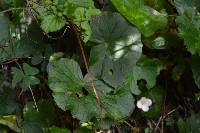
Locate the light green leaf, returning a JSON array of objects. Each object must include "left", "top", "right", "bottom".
[
  {"left": 41, "top": 14, "right": 65, "bottom": 33},
  {"left": 111, "top": 0, "right": 168, "bottom": 37},
  {"left": 0, "top": 115, "right": 20, "bottom": 132},
  {"left": 68, "top": 0, "right": 95, "bottom": 8}
]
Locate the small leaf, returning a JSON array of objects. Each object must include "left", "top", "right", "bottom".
[
  {"left": 22, "top": 76, "right": 40, "bottom": 91},
  {"left": 12, "top": 67, "right": 24, "bottom": 87},
  {"left": 41, "top": 14, "right": 65, "bottom": 33},
  {"left": 23, "top": 63, "right": 39, "bottom": 76}
]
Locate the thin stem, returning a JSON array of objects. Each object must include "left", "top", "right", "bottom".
[
  {"left": 69, "top": 21, "right": 100, "bottom": 104},
  {"left": 0, "top": 7, "right": 29, "bottom": 14},
  {"left": 29, "top": 86, "right": 39, "bottom": 112}
]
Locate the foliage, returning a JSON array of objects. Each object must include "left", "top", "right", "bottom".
[{"left": 0, "top": 0, "right": 200, "bottom": 132}]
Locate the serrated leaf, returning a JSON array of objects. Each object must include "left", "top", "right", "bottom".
[
  {"left": 48, "top": 58, "right": 84, "bottom": 93},
  {"left": 41, "top": 14, "right": 65, "bottom": 33},
  {"left": 101, "top": 89, "right": 135, "bottom": 119},
  {"left": 48, "top": 57, "right": 135, "bottom": 121},
  {"left": 48, "top": 58, "right": 101, "bottom": 121},
  {"left": 190, "top": 56, "right": 200, "bottom": 88},
  {"left": 176, "top": 7, "right": 200, "bottom": 55},
  {"left": 111, "top": 0, "right": 168, "bottom": 37},
  {"left": 71, "top": 96, "right": 101, "bottom": 121}
]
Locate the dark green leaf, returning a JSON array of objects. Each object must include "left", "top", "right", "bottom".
[
  {"left": 50, "top": 126, "right": 71, "bottom": 133},
  {"left": 11, "top": 67, "right": 24, "bottom": 87},
  {"left": 190, "top": 56, "right": 200, "bottom": 88},
  {"left": 0, "top": 15, "right": 10, "bottom": 42}
]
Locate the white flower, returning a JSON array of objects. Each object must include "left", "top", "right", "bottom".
[{"left": 136, "top": 97, "right": 152, "bottom": 112}]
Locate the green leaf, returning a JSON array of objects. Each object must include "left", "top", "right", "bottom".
[
  {"left": 127, "top": 55, "right": 163, "bottom": 95},
  {"left": 74, "top": 126, "right": 93, "bottom": 133},
  {"left": 48, "top": 58, "right": 84, "bottom": 94},
  {"left": 23, "top": 63, "right": 39, "bottom": 76},
  {"left": 89, "top": 12, "right": 142, "bottom": 88},
  {"left": 12, "top": 67, "right": 24, "bottom": 87},
  {"left": 68, "top": 0, "right": 95, "bottom": 7},
  {"left": 0, "top": 15, "right": 10, "bottom": 42},
  {"left": 0, "top": 89, "right": 19, "bottom": 115},
  {"left": 111, "top": 0, "right": 168, "bottom": 37},
  {"left": 23, "top": 100, "right": 56, "bottom": 133},
  {"left": 22, "top": 76, "right": 40, "bottom": 91},
  {"left": 178, "top": 113, "right": 200, "bottom": 133},
  {"left": 101, "top": 89, "right": 135, "bottom": 119},
  {"left": 174, "top": 0, "right": 200, "bottom": 14},
  {"left": 0, "top": 115, "right": 20, "bottom": 132},
  {"left": 48, "top": 57, "right": 135, "bottom": 121},
  {"left": 144, "top": 87, "right": 164, "bottom": 118},
  {"left": 176, "top": 7, "right": 200, "bottom": 55},
  {"left": 31, "top": 54, "right": 43, "bottom": 65},
  {"left": 50, "top": 126, "right": 71, "bottom": 133},
  {"left": 41, "top": 14, "right": 65, "bottom": 33},
  {"left": 48, "top": 58, "right": 102, "bottom": 121},
  {"left": 190, "top": 56, "right": 200, "bottom": 88}
]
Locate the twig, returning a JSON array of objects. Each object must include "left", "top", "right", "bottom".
[
  {"left": 29, "top": 86, "right": 39, "bottom": 112},
  {"left": 0, "top": 7, "right": 29, "bottom": 14},
  {"left": 69, "top": 21, "right": 100, "bottom": 104}
]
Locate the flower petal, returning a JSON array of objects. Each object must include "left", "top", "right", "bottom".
[
  {"left": 146, "top": 99, "right": 152, "bottom": 106},
  {"left": 137, "top": 100, "right": 143, "bottom": 109},
  {"left": 142, "top": 106, "right": 149, "bottom": 112}
]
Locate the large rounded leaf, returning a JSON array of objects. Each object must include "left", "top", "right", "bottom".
[{"left": 110, "top": 0, "right": 168, "bottom": 37}]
